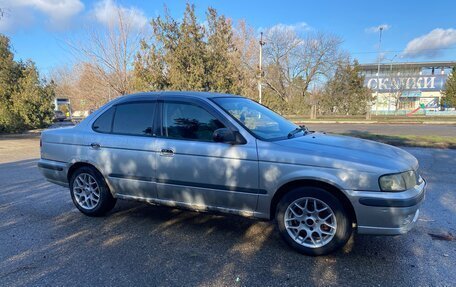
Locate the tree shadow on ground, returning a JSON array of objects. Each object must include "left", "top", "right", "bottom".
[{"left": 0, "top": 157, "right": 455, "bottom": 286}]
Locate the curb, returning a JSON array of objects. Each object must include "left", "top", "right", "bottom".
[
  {"left": 0, "top": 131, "right": 42, "bottom": 139},
  {"left": 297, "top": 121, "right": 456, "bottom": 125}
]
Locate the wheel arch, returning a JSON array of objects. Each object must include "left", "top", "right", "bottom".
[
  {"left": 67, "top": 161, "right": 117, "bottom": 197},
  {"left": 67, "top": 161, "right": 103, "bottom": 182},
  {"left": 66, "top": 161, "right": 117, "bottom": 216},
  {"left": 270, "top": 179, "right": 357, "bottom": 225}
]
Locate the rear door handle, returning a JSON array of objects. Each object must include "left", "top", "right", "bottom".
[
  {"left": 160, "top": 148, "right": 174, "bottom": 156},
  {"left": 90, "top": 143, "right": 101, "bottom": 149}
]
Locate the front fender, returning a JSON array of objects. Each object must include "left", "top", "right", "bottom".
[{"left": 254, "top": 162, "right": 378, "bottom": 219}]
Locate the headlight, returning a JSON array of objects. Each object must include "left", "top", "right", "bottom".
[{"left": 379, "top": 171, "right": 418, "bottom": 192}]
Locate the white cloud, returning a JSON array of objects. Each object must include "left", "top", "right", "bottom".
[
  {"left": 0, "top": 7, "right": 35, "bottom": 32},
  {"left": 261, "top": 22, "right": 311, "bottom": 34},
  {"left": 0, "top": 0, "right": 84, "bottom": 31},
  {"left": 92, "top": 0, "right": 147, "bottom": 30},
  {"left": 403, "top": 28, "right": 456, "bottom": 58},
  {"left": 365, "top": 24, "right": 391, "bottom": 33},
  {"left": 18, "top": 0, "right": 84, "bottom": 23}
]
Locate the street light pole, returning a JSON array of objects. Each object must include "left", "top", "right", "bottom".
[
  {"left": 367, "top": 27, "right": 384, "bottom": 120},
  {"left": 374, "top": 27, "right": 383, "bottom": 117},
  {"left": 388, "top": 54, "right": 397, "bottom": 113},
  {"left": 258, "top": 32, "right": 265, "bottom": 104}
]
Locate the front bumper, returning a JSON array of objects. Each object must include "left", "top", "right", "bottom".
[{"left": 346, "top": 179, "right": 426, "bottom": 235}]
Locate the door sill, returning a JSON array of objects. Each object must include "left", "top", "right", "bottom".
[{"left": 116, "top": 193, "right": 255, "bottom": 218}]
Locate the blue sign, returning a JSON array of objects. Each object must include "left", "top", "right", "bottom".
[{"left": 401, "top": 91, "right": 422, "bottom": 98}]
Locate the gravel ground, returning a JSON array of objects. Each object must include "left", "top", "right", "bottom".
[{"left": 0, "top": 138, "right": 455, "bottom": 286}]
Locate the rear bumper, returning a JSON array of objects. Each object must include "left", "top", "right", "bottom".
[
  {"left": 346, "top": 179, "right": 426, "bottom": 235},
  {"left": 37, "top": 159, "right": 69, "bottom": 187}
]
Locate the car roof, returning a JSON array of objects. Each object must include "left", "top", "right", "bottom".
[{"left": 115, "top": 91, "right": 242, "bottom": 104}]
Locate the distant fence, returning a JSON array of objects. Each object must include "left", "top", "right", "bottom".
[
  {"left": 425, "top": 110, "right": 456, "bottom": 116},
  {"left": 374, "top": 110, "right": 456, "bottom": 116}
]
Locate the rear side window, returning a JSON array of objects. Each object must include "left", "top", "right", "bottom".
[
  {"left": 162, "top": 102, "right": 225, "bottom": 141},
  {"left": 112, "top": 102, "right": 155, "bottom": 136},
  {"left": 92, "top": 107, "right": 115, "bottom": 133}
]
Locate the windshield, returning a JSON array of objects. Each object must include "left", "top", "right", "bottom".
[{"left": 212, "top": 97, "right": 304, "bottom": 141}]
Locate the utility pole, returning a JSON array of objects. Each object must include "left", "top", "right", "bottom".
[{"left": 258, "top": 32, "right": 266, "bottom": 104}]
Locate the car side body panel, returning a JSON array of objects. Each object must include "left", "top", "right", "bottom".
[{"left": 38, "top": 91, "right": 426, "bottom": 236}]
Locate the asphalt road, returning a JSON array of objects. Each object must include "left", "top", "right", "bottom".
[
  {"left": 305, "top": 123, "right": 456, "bottom": 137},
  {"left": 0, "top": 138, "right": 455, "bottom": 286}
]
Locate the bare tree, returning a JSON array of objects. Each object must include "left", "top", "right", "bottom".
[
  {"left": 262, "top": 26, "right": 302, "bottom": 101},
  {"left": 386, "top": 66, "right": 417, "bottom": 112},
  {"left": 262, "top": 27, "right": 345, "bottom": 103},
  {"left": 67, "top": 8, "right": 144, "bottom": 97},
  {"left": 52, "top": 63, "right": 118, "bottom": 111},
  {"left": 296, "top": 32, "right": 346, "bottom": 93},
  {"left": 51, "top": 65, "right": 77, "bottom": 106},
  {"left": 232, "top": 20, "right": 259, "bottom": 99}
]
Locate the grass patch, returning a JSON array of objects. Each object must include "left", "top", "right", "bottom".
[{"left": 339, "top": 131, "right": 456, "bottom": 149}]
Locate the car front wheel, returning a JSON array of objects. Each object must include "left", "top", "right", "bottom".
[
  {"left": 276, "top": 187, "right": 352, "bottom": 256},
  {"left": 69, "top": 166, "right": 116, "bottom": 216}
]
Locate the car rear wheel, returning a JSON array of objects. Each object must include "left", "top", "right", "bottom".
[
  {"left": 69, "top": 166, "right": 116, "bottom": 216},
  {"left": 276, "top": 186, "right": 352, "bottom": 256}
]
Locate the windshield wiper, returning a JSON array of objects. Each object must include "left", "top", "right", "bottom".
[{"left": 287, "top": 126, "right": 308, "bottom": 139}]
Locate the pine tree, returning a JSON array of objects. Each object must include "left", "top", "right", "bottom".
[
  {"left": 12, "top": 61, "right": 54, "bottom": 128},
  {"left": 133, "top": 40, "right": 169, "bottom": 91},
  {"left": 169, "top": 3, "right": 207, "bottom": 90},
  {"left": 320, "top": 60, "right": 372, "bottom": 115},
  {"left": 133, "top": 4, "right": 244, "bottom": 94},
  {"left": 0, "top": 34, "right": 55, "bottom": 132},
  {"left": 206, "top": 7, "right": 242, "bottom": 94},
  {"left": 443, "top": 67, "right": 456, "bottom": 108},
  {"left": 0, "top": 35, "right": 23, "bottom": 132}
]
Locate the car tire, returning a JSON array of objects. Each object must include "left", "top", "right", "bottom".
[
  {"left": 69, "top": 166, "right": 116, "bottom": 216},
  {"left": 276, "top": 186, "right": 352, "bottom": 256}
]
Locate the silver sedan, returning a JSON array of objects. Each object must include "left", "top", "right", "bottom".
[{"left": 38, "top": 91, "right": 425, "bottom": 255}]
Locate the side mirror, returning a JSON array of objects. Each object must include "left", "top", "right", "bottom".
[{"left": 213, "top": 128, "right": 236, "bottom": 144}]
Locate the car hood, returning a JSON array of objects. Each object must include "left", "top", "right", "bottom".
[{"left": 268, "top": 132, "right": 418, "bottom": 173}]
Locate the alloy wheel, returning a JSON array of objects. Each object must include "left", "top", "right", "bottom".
[
  {"left": 72, "top": 173, "right": 101, "bottom": 210},
  {"left": 284, "top": 197, "right": 337, "bottom": 248}
]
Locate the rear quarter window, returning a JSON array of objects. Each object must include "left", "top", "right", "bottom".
[{"left": 92, "top": 107, "right": 115, "bottom": 133}]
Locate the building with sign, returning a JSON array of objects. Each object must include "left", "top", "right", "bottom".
[{"left": 359, "top": 61, "right": 455, "bottom": 112}]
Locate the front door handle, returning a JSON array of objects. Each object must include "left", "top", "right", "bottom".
[
  {"left": 90, "top": 143, "right": 101, "bottom": 149},
  {"left": 160, "top": 148, "right": 174, "bottom": 156}
]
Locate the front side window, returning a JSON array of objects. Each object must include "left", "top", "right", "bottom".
[
  {"left": 213, "top": 97, "right": 301, "bottom": 141},
  {"left": 112, "top": 102, "right": 155, "bottom": 136},
  {"left": 162, "top": 102, "right": 225, "bottom": 141}
]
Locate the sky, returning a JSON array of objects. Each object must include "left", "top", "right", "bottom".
[{"left": 1, "top": 0, "right": 456, "bottom": 75}]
